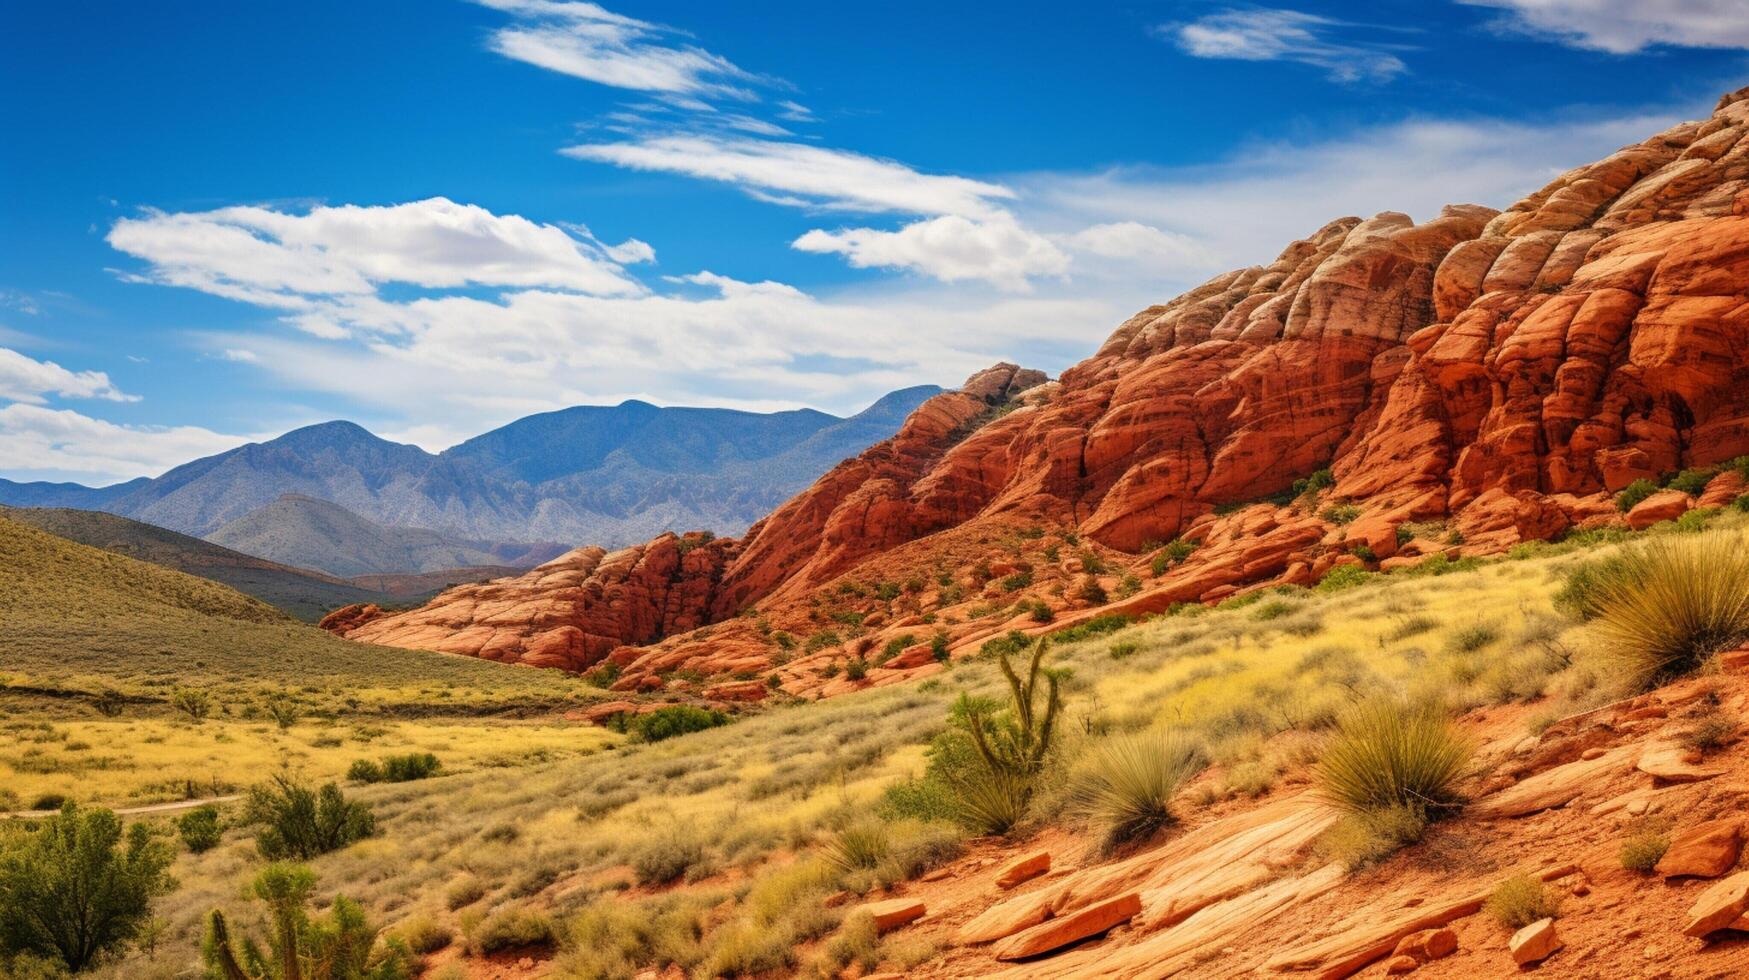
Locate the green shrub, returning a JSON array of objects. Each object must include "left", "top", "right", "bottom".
[
  {"left": 1316, "top": 564, "right": 1372, "bottom": 593},
  {"left": 1665, "top": 468, "right": 1715, "bottom": 495},
  {"left": 396, "top": 915, "right": 452, "bottom": 956},
  {"left": 1589, "top": 531, "right": 1749, "bottom": 685},
  {"left": 1734, "top": 493, "right": 1749, "bottom": 514},
  {"left": 1552, "top": 553, "right": 1636, "bottom": 621},
  {"left": 583, "top": 662, "right": 622, "bottom": 688},
  {"left": 1444, "top": 622, "right": 1499, "bottom": 654},
  {"left": 877, "top": 777, "right": 960, "bottom": 824},
  {"left": 177, "top": 804, "right": 223, "bottom": 854},
  {"left": 1078, "top": 578, "right": 1109, "bottom": 605},
  {"left": 1251, "top": 600, "right": 1296, "bottom": 621},
  {"left": 1317, "top": 699, "right": 1470, "bottom": 824},
  {"left": 1052, "top": 613, "right": 1131, "bottom": 643},
  {"left": 1321, "top": 503, "right": 1361, "bottom": 525},
  {"left": 1292, "top": 468, "right": 1335, "bottom": 497},
  {"left": 205, "top": 863, "right": 413, "bottom": 979},
  {"left": 844, "top": 658, "right": 869, "bottom": 681},
  {"left": 171, "top": 688, "right": 212, "bottom": 722},
  {"left": 1071, "top": 730, "right": 1205, "bottom": 850},
  {"left": 1108, "top": 640, "right": 1139, "bottom": 660},
  {"left": 632, "top": 706, "right": 730, "bottom": 743},
  {"left": 804, "top": 630, "right": 841, "bottom": 653},
  {"left": 265, "top": 699, "right": 299, "bottom": 730},
  {"left": 879, "top": 635, "right": 915, "bottom": 664},
  {"left": 1484, "top": 874, "right": 1560, "bottom": 930},
  {"left": 1618, "top": 831, "right": 1670, "bottom": 873},
  {"left": 1615, "top": 478, "right": 1658, "bottom": 512},
  {"left": 929, "top": 630, "right": 951, "bottom": 662},
  {"left": 942, "top": 637, "right": 1065, "bottom": 834},
  {"left": 246, "top": 776, "right": 375, "bottom": 860},
  {"left": 1674, "top": 507, "right": 1718, "bottom": 533},
  {"left": 350, "top": 752, "right": 441, "bottom": 784},
  {"left": 0, "top": 803, "right": 174, "bottom": 972}
]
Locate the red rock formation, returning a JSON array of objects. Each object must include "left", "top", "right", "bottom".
[{"left": 335, "top": 87, "right": 1749, "bottom": 691}]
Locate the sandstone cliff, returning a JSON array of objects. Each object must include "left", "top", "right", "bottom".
[{"left": 332, "top": 87, "right": 1749, "bottom": 698}]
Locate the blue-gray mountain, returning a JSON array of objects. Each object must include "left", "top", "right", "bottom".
[{"left": 0, "top": 386, "right": 942, "bottom": 576}]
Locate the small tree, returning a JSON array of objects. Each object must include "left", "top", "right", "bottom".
[
  {"left": 265, "top": 699, "right": 299, "bottom": 731},
  {"left": 0, "top": 803, "right": 175, "bottom": 972},
  {"left": 203, "top": 863, "right": 412, "bottom": 980},
  {"left": 247, "top": 776, "right": 375, "bottom": 861}
]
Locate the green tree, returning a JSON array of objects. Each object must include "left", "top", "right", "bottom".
[
  {"left": 247, "top": 777, "right": 375, "bottom": 861},
  {"left": 203, "top": 863, "right": 411, "bottom": 980},
  {"left": 0, "top": 803, "right": 175, "bottom": 972}
]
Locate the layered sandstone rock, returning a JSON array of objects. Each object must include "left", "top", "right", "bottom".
[{"left": 335, "top": 87, "right": 1749, "bottom": 692}]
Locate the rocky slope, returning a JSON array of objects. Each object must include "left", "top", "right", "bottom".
[{"left": 332, "top": 87, "right": 1749, "bottom": 699}]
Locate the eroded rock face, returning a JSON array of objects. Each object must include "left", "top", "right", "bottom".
[{"left": 335, "top": 91, "right": 1749, "bottom": 687}]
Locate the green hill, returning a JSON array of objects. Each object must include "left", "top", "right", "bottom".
[{"left": 0, "top": 514, "right": 592, "bottom": 708}]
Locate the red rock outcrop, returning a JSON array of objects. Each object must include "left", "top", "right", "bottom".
[{"left": 335, "top": 87, "right": 1749, "bottom": 693}]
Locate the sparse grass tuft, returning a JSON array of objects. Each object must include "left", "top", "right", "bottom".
[
  {"left": 1070, "top": 729, "right": 1205, "bottom": 850},
  {"left": 1587, "top": 531, "right": 1749, "bottom": 685},
  {"left": 1619, "top": 830, "right": 1670, "bottom": 874},
  {"left": 1484, "top": 874, "right": 1561, "bottom": 930}
]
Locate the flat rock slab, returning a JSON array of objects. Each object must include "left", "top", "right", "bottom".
[
  {"left": 956, "top": 889, "right": 1056, "bottom": 944},
  {"left": 992, "top": 892, "right": 1141, "bottom": 961},
  {"left": 1639, "top": 743, "right": 1728, "bottom": 783},
  {"left": 1684, "top": 872, "right": 1749, "bottom": 938},
  {"left": 855, "top": 898, "right": 925, "bottom": 933},
  {"left": 1473, "top": 748, "right": 1630, "bottom": 817},
  {"left": 996, "top": 850, "right": 1052, "bottom": 889}
]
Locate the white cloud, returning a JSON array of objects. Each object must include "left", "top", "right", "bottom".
[
  {"left": 106, "top": 197, "right": 645, "bottom": 309},
  {"left": 220, "top": 348, "right": 260, "bottom": 363},
  {"left": 0, "top": 347, "right": 135, "bottom": 404},
  {"left": 1459, "top": 0, "right": 1749, "bottom": 53},
  {"left": 1058, "top": 222, "right": 1214, "bottom": 265},
  {"left": 476, "top": 0, "right": 765, "bottom": 99},
  {"left": 1166, "top": 8, "right": 1410, "bottom": 82},
  {"left": 563, "top": 134, "right": 1016, "bottom": 217},
  {"left": 793, "top": 214, "right": 1070, "bottom": 290},
  {"left": 0, "top": 403, "right": 249, "bottom": 481}
]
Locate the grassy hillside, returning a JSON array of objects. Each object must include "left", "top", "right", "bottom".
[
  {"left": 56, "top": 510, "right": 1719, "bottom": 980},
  {"left": 1, "top": 506, "right": 404, "bottom": 621},
  {"left": 0, "top": 513, "right": 595, "bottom": 706}
]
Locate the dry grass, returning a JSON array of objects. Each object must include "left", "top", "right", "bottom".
[{"left": 1586, "top": 529, "right": 1749, "bottom": 685}]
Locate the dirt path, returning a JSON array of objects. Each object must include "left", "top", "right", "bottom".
[{"left": 3, "top": 794, "right": 241, "bottom": 820}]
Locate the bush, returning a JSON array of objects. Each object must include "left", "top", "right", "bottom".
[
  {"left": 1588, "top": 531, "right": 1749, "bottom": 685},
  {"left": 396, "top": 915, "right": 452, "bottom": 956},
  {"left": 1619, "top": 830, "right": 1670, "bottom": 873},
  {"left": 247, "top": 775, "right": 375, "bottom": 860},
  {"left": 0, "top": 803, "right": 174, "bottom": 972},
  {"left": 1552, "top": 553, "right": 1636, "bottom": 621},
  {"left": 1317, "top": 699, "right": 1470, "bottom": 827},
  {"left": 465, "top": 906, "right": 556, "bottom": 955},
  {"left": 930, "top": 630, "right": 951, "bottom": 662},
  {"left": 444, "top": 874, "right": 487, "bottom": 911},
  {"left": 1078, "top": 578, "right": 1109, "bottom": 605},
  {"left": 631, "top": 832, "right": 709, "bottom": 886},
  {"left": 1316, "top": 564, "right": 1372, "bottom": 593},
  {"left": 632, "top": 706, "right": 729, "bottom": 743},
  {"left": 178, "top": 804, "right": 223, "bottom": 854},
  {"left": 1071, "top": 730, "right": 1205, "bottom": 850},
  {"left": 559, "top": 893, "right": 715, "bottom": 979},
  {"left": 265, "top": 698, "right": 299, "bottom": 730},
  {"left": 824, "top": 822, "right": 890, "bottom": 874},
  {"left": 1319, "top": 804, "right": 1429, "bottom": 870},
  {"left": 1321, "top": 503, "right": 1361, "bottom": 525},
  {"left": 1616, "top": 478, "right": 1658, "bottom": 512},
  {"left": 844, "top": 658, "right": 869, "bottom": 681},
  {"left": 1484, "top": 874, "right": 1560, "bottom": 930},
  {"left": 877, "top": 777, "right": 960, "bottom": 824},
  {"left": 1444, "top": 622, "right": 1499, "bottom": 654},
  {"left": 1666, "top": 468, "right": 1715, "bottom": 495},
  {"left": 171, "top": 688, "right": 212, "bottom": 722}
]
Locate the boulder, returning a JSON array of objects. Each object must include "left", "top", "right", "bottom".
[
  {"left": 995, "top": 850, "right": 1051, "bottom": 889},
  {"left": 1639, "top": 743, "right": 1729, "bottom": 783},
  {"left": 1508, "top": 918, "right": 1561, "bottom": 966},
  {"left": 991, "top": 892, "right": 1141, "bottom": 961},
  {"left": 1625, "top": 489, "right": 1692, "bottom": 530},
  {"left": 1392, "top": 927, "right": 1458, "bottom": 961},
  {"left": 1384, "top": 954, "right": 1419, "bottom": 974},
  {"left": 854, "top": 898, "right": 925, "bottom": 934},
  {"left": 1684, "top": 872, "right": 1749, "bottom": 937},
  {"left": 1656, "top": 819, "right": 1744, "bottom": 879}
]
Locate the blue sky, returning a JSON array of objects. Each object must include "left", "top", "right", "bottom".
[{"left": 1, "top": 1, "right": 1745, "bottom": 484}]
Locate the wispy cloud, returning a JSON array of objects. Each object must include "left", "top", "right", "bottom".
[
  {"left": 0, "top": 402, "right": 248, "bottom": 481},
  {"left": 1458, "top": 0, "right": 1749, "bottom": 54},
  {"left": 793, "top": 214, "right": 1071, "bottom": 291},
  {"left": 0, "top": 346, "right": 135, "bottom": 404},
  {"left": 1164, "top": 8, "right": 1411, "bottom": 83},
  {"left": 476, "top": 0, "right": 769, "bottom": 99}
]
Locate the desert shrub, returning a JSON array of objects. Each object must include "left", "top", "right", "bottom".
[
  {"left": 1675, "top": 507, "right": 1719, "bottom": 532},
  {"left": 1078, "top": 578, "right": 1109, "bottom": 605},
  {"left": 0, "top": 952, "right": 67, "bottom": 980},
  {"left": 1051, "top": 613, "right": 1131, "bottom": 644},
  {"left": 1251, "top": 600, "right": 1296, "bottom": 622},
  {"left": 879, "top": 634, "right": 915, "bottom": 663},
  {"left": 1316, "top": 564, "right": 1372, "bottom": 593},
  {"left": 930, "top": 630, "right": 951, "bottom": 661},
  {"left": 177, "top": 804, "right": 223, "bottom": 854},
  {"left": 171, "top": 688, "right": 212, "bottom": 722},
  {"left": 25, "top": 795, "right": 65, "bottom": 813},
  {"left": 824, "top": 822, "right": 890, "bottom": 874},
  {"left": 465, "top": 906, "right": 556, "bottom": 956},
  {"left": 804, "top": 630, "right": 841, "bottom": 653},
  {"left": 1484, "top": 874, "right": 1560, "bottom": 930},
  {"left": 844, "top": 658, "right": 869, "bottom": 681},
  {"left": 1552, "top": 553, "right": 1637, "bottom": 621},
  {"left": 1588, "top": 531, "right": 1749, "bottom": 684},
  {"left": 1108, "top": 640, "right": 1139, "bottom": 660},
  {"left": 1666, "top": 468, "right": 1715, "bottom": 495},
  {"left": 943, "top": 637, "right": 1064, "bottom": 833},
  {"left": 1678, "top": 711, "right": 1738, "bottom": 754},
  {"left": 1735, "top": 493, "right": 1749, "bottom": 514},
  {"left": 1618, "top": 830, "right": 1670, "bottom": 873},
  {"left": 1318, "top": 699, "right": 1470, "bottom": 833},
  {"left": 1321, "top": 503, "right": 1361, "bottom": 525},
  {"left": 1616, "top": 478, "right": 1658, "bottom": 512},
  {"left": 265, "top": 698, "right": 299, "bottom": 730},
  {"left": 631, "top": 831, "right": 709, "bottom": 886},
  {"left": 815, "top": 912, "right": 880, "bottom": 976},
  {"left": 877, "top": 776, "right": 959, "bottom": 824},
  {"left": 396, "top": 915, "right": 452, "bottom": 956},
  {"left": 246, "top": 776, "right": 375, "bottom": 860},
  {"left": 0, "top": 803, "right": 174, "bottom": 972},
  {"left": 1318, "top": 804, "right": 1429, "bottom": 870},
  {"left": 632, "top": 706, "right": 729, "bottom": 743},
  {"left": 444, "top": 874, "right": 486, "bottom": 911},
  {"left": 558, "top": 893, "right": 712, "bottom": 979},
  {"left": 1444, "top": 622, "right": 1499, "bottom": 654},
  {"left": 1070, "top": 729, "right": 1205, "bottom": 850}
]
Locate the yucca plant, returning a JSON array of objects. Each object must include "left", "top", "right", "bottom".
[
  {"left": 823, "top": 821, "right": 890, "bottom": 874},
  {"left": 1588, "top": 531, "right": 1749, "bottom": 685},
  {"left": 1071, "top": 729, "right": 1206, "bottom": 849},
  {"left": 1317, "top": 698, "right": 1471, "bottom": 819},
  {"left": 938, "top": 636, "right": 1068, "bottom": 834},
  {"left": 948, "top": 768, "right": 1032, "bottom": 835}
]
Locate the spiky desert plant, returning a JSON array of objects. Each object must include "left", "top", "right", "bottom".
[
  {"left": 1317, "top": 698, "right": 1471, "bottom": 819},
  {"left": 956, "top": 636, "right": 1064, "bottom": 779},
  {"left": 1072, "top": 729, "right": 1206, "bottom": 849},
  {"left": 203, "top": 863, "right": 412, "bottom": 980},
  {"left": 949, "top": 768, "right": 1032, "bottom": 836},
  {"left": 823, "top": 821, "right": 890, "bottom": 874},
  {"left": 1588, "top": 531, "right": 1749, "bottom": 685}
]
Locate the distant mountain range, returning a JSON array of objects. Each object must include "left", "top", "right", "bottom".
[
  {"left": 0, "top": 386, "right": 941, "bottom": 576},
  {"left": 0, "top": 506, "right": 509, "bottom": 622}
]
